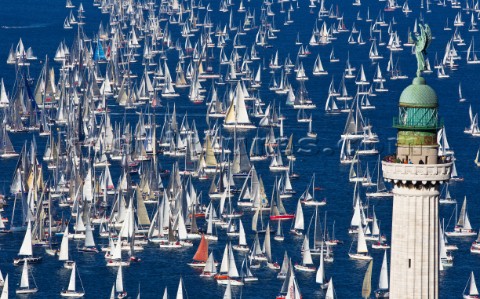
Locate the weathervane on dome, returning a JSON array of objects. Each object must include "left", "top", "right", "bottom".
[{"left": 410, "top": 24, "right": 432, "bottom": 77}]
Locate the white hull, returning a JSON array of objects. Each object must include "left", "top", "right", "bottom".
[
  {"left": 445, "top": 230, "right": 476, "bottom": 237},
  {"left": 349, "top": 253, "right": 373, "bottom": 260},
  {"left": 60, "top": 291, "right": 85, "bottom": 298},
  {"left": 106, "top": 260, "right": 130, "bottom": 267},
  {"left": 204, "top": 235, "right": 218, "bottom": 241},
  {"left": 372, "top": 243, "right": 390, "bottom": 249},
  {"left": 294, "top": 264, "right": 316, "bottom": 272},
  {"left": 16, "top": 288, "right": 38, "bottom": 294},
  {"left": 269, "top": 166, "right": 289, "bottom": 172},
  {"left": 232, "top": 245, "right": 250, "bottom": 252},
  {"left": 366, "top": 191, "right": 393, "bottom": 198},
  {"left": 216, "top": 278, "right": 244, "bottom": 286},
  {"left": 302, "top": 200, "right": 326, "bottom": 206},
  {"left": 439, "top": 199, "right": 456, "bottom": 204},
  {"left": 223, "top": 124, "right": 257, "bottom": 130}
]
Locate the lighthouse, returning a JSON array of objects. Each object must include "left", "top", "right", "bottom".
[{"left": 381, "top": 25, "right": 452, "bottom": 299}]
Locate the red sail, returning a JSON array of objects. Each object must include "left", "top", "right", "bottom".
[{"left": 192, "top": 234, "right": 208, "bottom": 262}]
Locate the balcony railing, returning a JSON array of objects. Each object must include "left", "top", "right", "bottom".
[
  {"left": 381, "top": 161, "right": 452, "bottom": 183},
  {"left": 393, "top": 117, "right": 443, "bottom": 130}
]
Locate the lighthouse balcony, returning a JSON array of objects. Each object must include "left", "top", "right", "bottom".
[
  {"left": 381, "top": 161, "right": 452, "bottom": 183},
  {"left": 392, "top": 116, "right": 443, "bottom": 130}
]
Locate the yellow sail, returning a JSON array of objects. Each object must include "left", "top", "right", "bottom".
[
  {"left": 362, "top": 260, "right": 373, "bottom": 299},
  {"left": 205, "top": 136, "right": 217, "bottom": 167}
]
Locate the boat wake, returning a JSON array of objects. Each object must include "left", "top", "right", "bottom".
[{"left": 1, "top": 23, "right": 51, "bottom": 29}]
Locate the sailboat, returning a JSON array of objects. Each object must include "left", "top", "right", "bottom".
[
  {"left": 269, "top": 179, "right": 295, "bottom": 220},
  {"left": 274, "top": 220, "right": 284, "bottom": 241},
  {"left": 0, "top": 127, "right": 19, "bottom": 158},
  {"left": 60, "top": 263, "right": 85, "bottom": 298},
  {"left": 375, "top": 251, "right": 390, "bottom": 298},
  {"left": 446, "top": 197, "right": 476, "bottom": 237},
  {"left": 241, "top": 256, "right": 259, "bottom": 282},
  {"left": 299, "top": 174, "right": 326, "bottom": 206},
  {"left": 316, "top": 243, "right": 328, "bottom": 289},
  {"left": 114, "top": 265, "right": 127, "bottom": 298},
  {"left": 348, "top": 226, "right": 372, "bottom": 260},
  {"left": 200, "top": 252, "right": 217, "bottom": 278},
  {"left": 349, "top": 153, "right": 366, "bottom": 183},
  {"left": 16, "top": 260, "right": 38, "bottom": 294},
  {"left": 14, "top": 221, "right": 42, "bottom": 265},
  {"left": 365, "top": 208, "right": 380, "bottom": 241},
  {"left": 223, "top": 82, "right": 256, "bottom": 130},
  {"left": 362, "top": 260, "right": 373, "bottom": 299},
  {"left": 459, "top": 82, "right": 467, "bottom": 102},
  {"left": 0, "top": 210, "right": 10, "bottom": 234},
  {"left": 467, "top": 37, "right": 480, "bottom": 64},
  {"left": 294, "top": 235, "right": 316, "bottom": 272},
  {"left": 204, "top": 203, "right": 218, "bottom": 241},
  {"left": 366, "top": 156, "right": 392, "bottom": 198},
  {"left": 106, "top": 236, "right": 131, "bottom": 266},
  {"left": 78, "top": 222, "right": 98, "bottom": 253},
  {"left": 277, "top": 252, "right": 290, "bottom": 279},
  {"left": 439, "top": 183, "right": 456, "bottom": 204},
  {"left": 59, "top": 226, "right": 75, "bottom": 268},
  {"left": 290, "top": 200, "right": 304, "bottom": 236},
  {"left": 325, "top": 220, "right": 342, "bottom": 246},
  {"left": 269, "top": 146, "right": 289, "bottom": 171},
  {"left": 438, "top": 127, "right": 454, "bottom": 156},
  {"left": 307, "top": 117, "right": 317, "bottom": 138},
  {"left": 232, "top": 219, "right": 249, "bottom": 252},
  {"left": 440, "top": 223, "right": 453, "bottom": 268},
  {"left": 276, "top": 259, "right": 302, "bottom": 299},
  {"left": 312, "top": 55, "right": 328, "bottom": 76},
  {"left": 188, "top": 235, "right": 210, "bottom": 267},
  {"left": 463, "top": 272, "right": 479, "bottom": 299},
  {"left": 214, "top": 243, "right": 243, "bottom": 286}
]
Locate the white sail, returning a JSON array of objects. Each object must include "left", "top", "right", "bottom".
[
  {"left": 440, "top": 229, "right": 448, "bottom": 260},
  {"left": 379, "top": 251, "right": 389, "bottom": 290},
  {"left": 228, "top": 244, "right": 240, "bottom": 278},
  {"left": 203, "top": 252, "right": 217, "bottom": 274},
  {"left": 176, "top": 277, "right": 184, "bottom": 299},
  {"left": 238, "top": 220, "right": 247, "bottom": 246},
  {"left": 469, "top": 272, "right": 479, "bottom": 296},
  {"left": 219, "top": 244, "right": 229, "bottom": 274},
  {"left": 0, "top": 275, "right": 8, "bottom": 299},
  {"left": 316, "top": 243, "right": 325, "bottom": 284},
  {"left": 84, "top": 224, "right": 95, "bottom": 247},
  {"left": 302, "top": 236, "right": 314, "bottom": 265},
  {"left": 111, "top": 237, "right": 123, "bottom": 260},
  {"left": 325, "top": 278, "right": 334, "bottom": 299},
  {"left": 59, "top": 226, "right": 70, "bottom": 261},
  {"left": 19, "top": 221, "right": 33, "bottom": 256},
  {"left": 351, "top": 196, "right": 362, "bottom": 228},
  {"left": 0, "top": 79, "right": 9, "bottom": 107},
  {"left": 20, "top": 260, "right": 30, "bottom": 288},
  {"left": 357, "top": 226, "right": 369, "bottom": 253},
  {"left": 177, "top": 213, "right": 188, "bottom": 241},
  {"left": 115, "top": 265, "right": 124, "bottom": 293},
  {"left": 223, "top": 280, "right": 232, "bottom": 299},
  {"left": 67, "top": 263, "right": 77, "bottom": 292},
  {"left": 294, "top": 200, "right": 304, "bottom": 230},
  {"left": 285, "top": 270, "right": 301, "bottom": 299},
  {"left": 372, "top": 210, "right": 380, "bottom": 236}
]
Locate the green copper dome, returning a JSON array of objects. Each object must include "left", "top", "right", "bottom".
[{"left": 399, "top": 76, "right": 438, "bottom": 108}]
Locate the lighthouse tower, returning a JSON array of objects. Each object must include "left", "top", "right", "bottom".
[{"left": 381, "top": 75, "right": 452, "bottom": 298}]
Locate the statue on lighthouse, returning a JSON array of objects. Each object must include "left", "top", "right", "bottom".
[{"left": 410, "top": 24, "right": 432, "bottom": 76}]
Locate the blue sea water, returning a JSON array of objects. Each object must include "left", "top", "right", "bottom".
[{"left": 0, "top": 0, "right": 479, "bottom": 298}]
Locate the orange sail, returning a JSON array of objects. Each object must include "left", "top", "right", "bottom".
[{"left": 193, "top": 234, "right": 208, "bottom": 262}]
